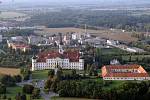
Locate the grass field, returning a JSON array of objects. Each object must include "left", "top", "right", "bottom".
[
  {"left": 32, "top": 70, "right": 49, "bottom": 79},
  {"left": 34, "top": 27, "right": 138, "bottom": 43},
  {"left": 101, "top": 48, "right": 127, "bottom": 54},
  {"left": 6, "top": 86, "right": 22, "bottom": 99},
  {"left": 0, "top": 67, "right": 20, "bottom": 76},
  {"left": 51, "top": 97, "right": 97, "bottom": 100},
  {"left": 32, "top": 70, "right": 84, "bottom": 80},
  {"left": 6, "top": 86, "right": 43, "bottom": 100}
]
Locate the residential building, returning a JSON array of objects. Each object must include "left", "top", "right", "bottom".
[
  {"left": 110, "top": 59, "right": 120, "bottom": 65},
  {"left": 102, "top": 64, "right": 149, "bottom": 80},
  {"left": 7, "top": 40, "right": 31, "bottom": 52}
]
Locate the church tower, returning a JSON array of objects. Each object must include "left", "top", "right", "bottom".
[
  {"left": 32, "top": 56, "right": 37, "bottom": 71},
  {"left": 59, "top": 45, "right": 64, "bottom": 54}
]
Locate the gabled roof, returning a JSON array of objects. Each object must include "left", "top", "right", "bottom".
[
  {"left": 102, "top": 65, "right": 149, "bottom": 78},
  {"left": 37, "top": 50, "right": 80, "bottom": 62}
]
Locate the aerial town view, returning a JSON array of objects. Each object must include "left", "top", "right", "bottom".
[{"left": 0, "top": 0, "right": 150, "bottom": 100}]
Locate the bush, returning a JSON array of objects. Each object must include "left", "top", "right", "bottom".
[
  {"left": 1, "top": 75, "right": 15, "bottom": 86},
  {"left": 23, "top": 84, "right": 34, "bottom": 94}
]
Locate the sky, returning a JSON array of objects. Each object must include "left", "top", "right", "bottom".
[
  {"left": 1, "top": 0, "right": 150, "bottom": 5},
  {"left": 0, "top": 0, "right": 149, "bottom": 3}
]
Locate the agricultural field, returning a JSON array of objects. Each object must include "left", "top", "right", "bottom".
[
  {"left": 0, "top": 67, "right": 20, "bottom": 76},
  {"left": 0, "top": 11, "right": 30, "bottom": 21},
  {"left": 34, "top": 27, "right": 138, "bottom": 43},
  {"left": 0, "top": 11, "right": 26, "bottom": 19}
]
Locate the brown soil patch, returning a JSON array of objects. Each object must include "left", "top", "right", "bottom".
[{"left": 0, "top": 67, "right": 20, "bottom": 76}]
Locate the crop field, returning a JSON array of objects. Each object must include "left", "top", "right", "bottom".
[
  {"left": 0, "top": 11, "right": 29, "bottom": 21},
  {"left": 35, "top": 27, "right": 138, "bottom": 42},
  {"left": 0, "top": 11, "right": 27, "bottom": 19},
  {"left": 0, "top": 67, "right": 20, "bottom": 76}
]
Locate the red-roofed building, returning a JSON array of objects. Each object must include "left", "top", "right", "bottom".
[
  {"left": 32, "top": 47, "right": 84, "bottom": 71},
  {"left": 102, "top": 64, "right": 149, "bottom": 80},
  {"left": 7, "top": 40, "right": 31, "bottom": 52}
]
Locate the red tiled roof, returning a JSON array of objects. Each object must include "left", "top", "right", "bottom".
[
  {"left": 102, "top": 65, "right": 149, "bottom": 78},
  {"left": 105, "top": 64, "right": 140, "bottom": 70},
  {"left": 37, "top": 50, "right": 80, "bottom": 62},
  {"left": 12, "top": 43, "right": 31, "bottom": 49}
]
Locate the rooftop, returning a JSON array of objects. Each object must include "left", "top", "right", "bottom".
[
  {"left": 36, "top": 50, "right": 80, "bottom": 62},
  {"left": 102, "top": 64, "right": 149, "bottom": 78}
]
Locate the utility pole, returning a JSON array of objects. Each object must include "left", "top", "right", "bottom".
[{"left": 85, "top": 24, "right": 87, "bottom": 34}]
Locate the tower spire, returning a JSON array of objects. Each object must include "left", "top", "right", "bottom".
[{"left": 85, "top": 24, "right": 87, "bottom": 34}]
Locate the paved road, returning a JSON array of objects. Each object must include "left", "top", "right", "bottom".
[
  {"left": 0, "top": 49, "right": 6, "bottom": 54},
  {"left": 17, "top": 77, "right": 59, "bottom": 100}
]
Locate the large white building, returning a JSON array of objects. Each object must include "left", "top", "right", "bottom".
[{"left": 31, "top": 47, "right": 84, "bottom": 71}]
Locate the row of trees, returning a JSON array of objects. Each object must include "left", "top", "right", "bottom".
[
  {"left": 0, "top": 75, "right": 22, "bottom": 100},
  {"left": 1, "top": 75, "right": 22, "bottom": 87},
  {"left": 24, "top": 9, "right": 150, "bottom": 32},
  {"left": 22, "top": 84, "right": 41, "bottom": 99},
  {"left": 12, "top": 84, "right": 41, "bottom": 100},
  {"left": 104, "top": 81, "right": 150, "bottom": 100},
  {"left": 45, "top": 78, "right": 150, "bottom": 100},
  {"left": 57, "top": 80, "right": 102, "bottom": 99},
  {"left": 0, "top": 44, "right": 31, "bottom": 68},
  {"left": 20, "top": 68, "right": 31, "bottom": 80}
]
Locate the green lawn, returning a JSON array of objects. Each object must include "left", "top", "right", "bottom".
[
  {"left": 63, "top": 70, "right": 84, "bottom": 75},
  {"left": 6, "top": 86, "right": 22, "bottom": 99},
  {"left": 51, "top": 97, "right": 96, "bottom": 100},
  {"left": 5, "top": 86, "right": 43, "bottom": 100},
  {"left": 32, "top": 70, "right": 84, "bottom": 80},
  {"left": 96, "top": 78, "right": 125, "bottom": 90},
  {"left": 32, "top": 70, "right": 49, "bottom": 79},
  {"left": 101, "top": 48, "right": 127, "bottom": 55}
]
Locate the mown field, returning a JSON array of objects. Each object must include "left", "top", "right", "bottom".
[
  {"left": 0, "top": 67, "right": 20, "bottom": 76},
  {"left": 32, "top": 70, "right": 49, "bottom": 79},
  {"left": 0, "top": 11, "right": 27, "bottom": 19}
]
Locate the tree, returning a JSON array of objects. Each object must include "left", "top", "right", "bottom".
[
  {"left": 0, "top": 84, "right": 6, "bottom": 94},
  {"left": 1, "top": 75, "right": 15, "bottom": 86},
  {"left": 21, "top": 68, "right": 31, "bottom": 80},
  {"left": 56, "top": 68, "right": 63, "bottom": 81},
  {"left": 14, "top": 75, "right": 22, "bottom": 83},
  {"left": 44, "top": 79, "right": 53, "bottom": 89},
  {"left": 32, "top": 88, "right": 40, "bottom": 99},
  {"left": 71, "top": 70, "right": 77, "bottom": 79},
  {"left": 15, "top": 92, "right": 21, "bottom": 100},
  {"left": 21, "top": 94, "right": 26, "bottom": 100},
  {"left": 48, "top": 70, "right": 55, "bottom": 78},
  {"left": 23, "top": 85, "right": 34, "bottom": 94}
]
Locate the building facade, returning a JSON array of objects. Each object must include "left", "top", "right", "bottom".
[
  {"left": 7, "top": 40, "right": 31, "bottom": 52},
  {"left": 0, "top": 35, "right": 2, "bottom": 43},
  {"left": 102, "top": 64, "right": 149, "bottom": 80},
  {"left": 31, "top": 48, "right": 84, "bottom": 71}
]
